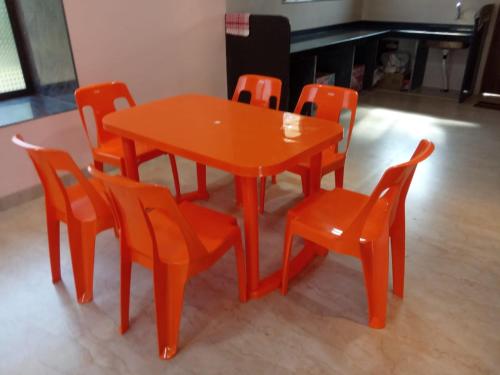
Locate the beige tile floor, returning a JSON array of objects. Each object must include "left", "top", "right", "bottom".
[{"left": 1, "top": 90, "right": 499, "bottom": 374}]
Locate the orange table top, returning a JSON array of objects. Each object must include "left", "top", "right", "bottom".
[{"left": 103, "top": 94, "right": 343, "bottom": 177}]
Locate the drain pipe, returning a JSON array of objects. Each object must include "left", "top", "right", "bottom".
[
  {"left": 441, "top": 49, "right": 450, "bottom": 92},
  {"left": 456, "top": 2, "right": 462, "bottom": 20}
]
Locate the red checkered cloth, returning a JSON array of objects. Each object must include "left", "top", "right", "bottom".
[{"left": 225, "top": 13, "right": 250, "bottom": 37}]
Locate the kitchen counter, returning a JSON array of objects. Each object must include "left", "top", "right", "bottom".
[
  {"left": 226, "top": 13, "right": 491, "bottom": 110},
  {"left": 291, "top": 21, "right": 474, "bottom": 54},
  {"left": 291, "top": 29, "right": 388, "bottom": 53}
]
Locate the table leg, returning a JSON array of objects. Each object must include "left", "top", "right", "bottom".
[
  {"left": 121, "top": 138, "right": 139, "bottom": 181},
  {"left": 239, "top": 152, "right": 327, "bottom": 300},
  {"left": 178, "top": 163, "right": 209, "bottom": 202},
  {"left": 240, "top": 176, "right": 260, "bottom": 295}
]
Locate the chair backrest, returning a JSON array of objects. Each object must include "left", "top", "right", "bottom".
[
  {"left": 75, "top": 81, "right": 136, "bottom": 147},
  {"left": 294, "top": 84, "right": 358, "bottom": 153},
  {"left": 338, "top": 139, "right": 435, "bottom": 256},
  {"left": 89, "top": 167, "right": 207, "bottom": 265},
  {"left": 232, "top": 74, "right": 282, "bottom": 110},
  {"left": 11, "top": 135, "right": 109, "bottom": 221}
]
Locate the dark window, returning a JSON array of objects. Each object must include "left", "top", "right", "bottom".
[
  {"left": 0, "top": 0, "right": 78, "bottom": 127},
  {"left": 0, "top": 0, "right": 29, "bottom": 97}
]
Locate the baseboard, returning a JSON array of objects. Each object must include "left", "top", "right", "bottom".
[
  {"left": 0, "top": 165, "right": 115, "bottom": 212},
  {"left": 475, "top": 100, "right": 500, "bottom": 110},
  {"left": 0, "top": 183, "right": 45, "bottom": 212},
  {"left": 37, "top": 80, "right": 78, "bottom": 97}
]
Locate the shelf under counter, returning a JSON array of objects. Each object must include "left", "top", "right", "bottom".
[
  {"left": 288, "top": 21, "right": 478, "bottom": 106},
  {"left": 291, "top": 29, "right": 390, "bottom": 54},
  {"left": 290, "top": 21, "right": 474, "bottom": 56}
]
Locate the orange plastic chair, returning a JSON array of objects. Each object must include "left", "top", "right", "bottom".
[
  {"left": 12, "top": 135, "right": 114, "bottom": 303},
  {"left": 260, "top": 84, "right": 358, "bottom": 213},
  {"left": 232, "top": 74, "right": 282, "bottom": 109},
  {"left": 75, "top": 81, "right": 182, "bottom": 198},
  {"left": 231, "top": 74, "right": 282, "bottom": 209},
  {"left": 281, "top": 140, "right": 435, "bottom": 329},
  {"left": 89, "top": 167, "right": 247, "bottom": 360}
]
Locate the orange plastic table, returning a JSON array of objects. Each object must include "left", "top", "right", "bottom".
[{"left": 103, "top": 94, "right": 343, "bottom": 299}]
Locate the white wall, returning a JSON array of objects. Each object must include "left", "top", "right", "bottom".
[
  {"left": 226, "top": 0, "right": 363, "bottom": 30},
  {"left": 0, "top": 0, "right": 227, "bottom": 200},
  {"left": 362, "top": 0, "right": 497, "bottom": 24}
]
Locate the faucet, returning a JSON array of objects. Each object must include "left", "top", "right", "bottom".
[{"left": 456, "top": 1, "right": 462, "bottom": 20}]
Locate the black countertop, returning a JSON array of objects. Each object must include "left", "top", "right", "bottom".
[
  {"left": 291, "top": 29, "right": 389, "bottom": 53},
  {"left": 291, "top": 21, "right": 475, "bottom": 54}
]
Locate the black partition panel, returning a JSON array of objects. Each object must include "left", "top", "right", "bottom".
[
  {"left": 411, "top": 41, "right": 429, "bottom": 90},
  {"left": 226, "top": 15, "right": 291, "bottom": 110},
  {"left": 461, "top": 4, "right": 495, "bottom": 102},
  {"left": 290, "top": 55, "right": 317, "bottom": 111},
  {"left": 316, "top": 45, "right": 355, "bottom": 88},
  {"left": 354, "top": 39, "right": 379, "bottom": 90}
]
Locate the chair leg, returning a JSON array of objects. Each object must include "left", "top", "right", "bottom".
[
  {"left": 196, "top": 163, "right": 208, "bottom": 198},
  {"left": 67, "top": 221, "right": 96, "bottom": 304},
  {"left": 234, "top": 176, "right": 242, "bottom": 206},
  {"left": 360, "top": 235, "right": 390, "bottom": 329},
  {"left": 234, "top": 233, "right": 247, "bottom": 303},
  {"left": 168, "top": 154, "right": 182, "bottom": 200},
  {"left": 94, "top": 160, "right": 104, "bottom": 171},
  {"left": 280, "top": 223, "right": 294, "bottom": 296},
  {"left": 300, "top": 173, "right": 310, "bottom": 196},
  {"left": 119, "top": 160, "right": 127, "bottom": 177},
  {"left": 390, "top": 208, "right": 406, "bottom": 298},
  {"left": 259, "top": 177, "right": 266, "bottom": 214},
  {"left": 120, "top": 257, "right": 132, "bottom": 334},
  {"left": 46, "top": 211, "right": 61, "bottom": 283},
  {"left": 112, "top": 223, "right": 119, "bottom": 238},
  {"left": 334, "top": 166, "right": 345, "bottom": 188},
  {"left": 154, "top": 264, "right": 187, "bottom": 360}
]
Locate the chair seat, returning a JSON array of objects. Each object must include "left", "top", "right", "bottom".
[
  {"left": 289, "top": 188, "right": 391, "bottom": 244},
  {"left": 148, "top": 201, "right": 238, "bottom": 266},
  {"left": 93, "top": 137, "right": 162, "bottom": 165},
  {"left": 289, "top": 148, "right": 345, "bottom": 175}
]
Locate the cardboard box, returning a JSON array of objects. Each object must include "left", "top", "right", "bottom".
[
  {"left": 316, "top": 72, "right": 336, "bottom": 86},
  {"left": 351, "top": 65, "right": 366, "bottom": 91},
  {"left": 378, "top": 72, "right": 405, "bottom": 90}
]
